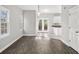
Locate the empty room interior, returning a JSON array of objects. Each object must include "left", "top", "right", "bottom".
[{"left": 0, "top": 5, "right": 79, "bottom": 54}]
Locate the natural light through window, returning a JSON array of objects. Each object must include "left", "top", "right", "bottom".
[{"left": 0, "top": 6, "right": 10, "bottom": 38}]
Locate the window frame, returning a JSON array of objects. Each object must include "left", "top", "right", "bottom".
[{"left": 0, "top": 6, "right": 10, "bottom": 38}]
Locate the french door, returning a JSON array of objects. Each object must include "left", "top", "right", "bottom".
[
  {"left": 37, "top": 18, "right": 49, "bottom": 37},
  {"left": 38, "top": 18, "right": 49, "bottom": 32}
]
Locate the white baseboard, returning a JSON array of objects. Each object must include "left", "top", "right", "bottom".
[
  {"left": 0, "top": 35, "right": 23, "bottom": 53},
  {"left": 50, "top": 36, "right": 69, "bottom": 46},
  {"left": 60, "top": 39, "right": 69, "bottom": 46},
  {"left": 60, "top": 39, "right": 79, "bottom": 53},
  {"left": 23, "top": 34, "right": 36, "bottom": 36}
]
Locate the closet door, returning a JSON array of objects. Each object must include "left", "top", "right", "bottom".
[{"left": 69, "top": 7, "right": 79, "bottom": 52}]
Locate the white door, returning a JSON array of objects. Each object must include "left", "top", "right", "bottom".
[
  {"left": 69, "top": 8, "right": 79, "bottom": 51},
  {"left": 37, "top": 18, "right": 49, "bottom": 37}
]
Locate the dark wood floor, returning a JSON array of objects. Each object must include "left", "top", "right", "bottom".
[{"left": 1, "top": 36, "right": 78, "bottom": 54}]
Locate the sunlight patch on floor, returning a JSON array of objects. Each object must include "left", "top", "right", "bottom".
[{"left": 35, "top": 33, "right": 50, "bottom": 40}]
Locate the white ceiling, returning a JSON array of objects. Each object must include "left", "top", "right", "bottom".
[
  {"left": 17, "top": 5, "right": 37, "bottom": 10},
  {"left": 17, "top": 5, "right": 62, "bottom": 13},
  {"left": 39, "top": 5, "right": 62, "bottom": 13}
]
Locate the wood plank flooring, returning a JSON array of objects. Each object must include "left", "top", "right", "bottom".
[{"left": 1, "top": 36, "right": 78, "bottom": 54}]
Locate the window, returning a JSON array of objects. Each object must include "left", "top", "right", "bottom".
[
  {"left": 0, "top": 6, "right": 9, "bottom": 38},
  {"left": 44, "top": 20, "right": 48, "bottom": 30}
]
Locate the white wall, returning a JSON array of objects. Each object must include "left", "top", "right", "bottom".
[
  {"left": 61, "top": 6, "right": 70, "bottom": 46},
  {"left": 61, "top": 5, "right": 73, "bottom": 46},
  {"left": 24, "top": 10, "right": 36, "bottom": 36},
  {"left": 0, "top": 5, "right": 23, "bottom": 52},
  {"left": 53, "top": 16, "right": 61, "bottom": 23}
]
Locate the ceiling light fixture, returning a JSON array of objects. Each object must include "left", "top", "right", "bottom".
[{"left": 37, "top": 5, "right": 40, "bottom": 16}]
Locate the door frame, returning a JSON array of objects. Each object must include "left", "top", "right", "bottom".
[
  {"left": 68, "top": 7, "right": 79, "bottom": 51},
  {"left": 36, "top": 18, "right": 49, "bottom": 33}
]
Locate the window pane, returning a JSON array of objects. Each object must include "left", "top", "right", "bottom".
[
  {"left": 1, "top": 23, "right": 5, "bottom": 28},
  {"left": 39, "top": 20, "right": 42, "bottom": 31},
  {"left": 4, "top": 23, "right": 7, "bottom": 28},
  {"left": 1, "top": 28, "right": 7, "bottom": 34},
  {"left": 4, "top": 28, "right": 7, "bottom": 33},
  {"left": 1, "top": 23, "right": 7, "bottom": 35},
  {"left": 1, "top": 18, "right": 7, "bottom": 22},
  {"left": 44, "top": 20, "right": 48, "bottom": 30},
  {"left": 1, "top": 28, "right": 5, "bottom": 34}
]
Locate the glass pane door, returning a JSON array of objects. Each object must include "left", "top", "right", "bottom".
[
  {"left": 44, "top": 20, "right": 48, "bottom": 31},
  {"left": 38, "top": 18, "right": 49, "bottom": 32},
  {"left": 39, "top": 20, "right": 42, "bottom": 31}
]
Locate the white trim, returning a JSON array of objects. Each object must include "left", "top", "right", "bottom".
[
  {"left": 0, "top": 35, "right": 23, "bottom": 53},
  {"left": 50, "top": 37, "right": 69, "bottom": 46},
  {"left": 57, "top": 38, "right": 79, "bottom": 53},
  {"left": 59, "top": 39, "right": 79, "bottom": 53},
  {"left": 60, "top": 38, "right": 69, "bottom": 46}
]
